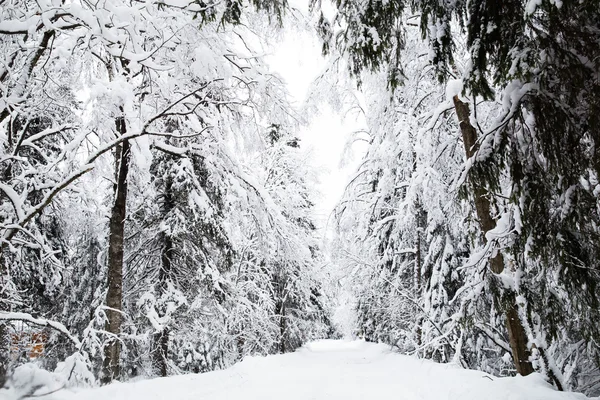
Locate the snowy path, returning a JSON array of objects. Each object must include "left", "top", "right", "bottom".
[{"left": 49, "top": 340, "right": 589, "bottom": 400}]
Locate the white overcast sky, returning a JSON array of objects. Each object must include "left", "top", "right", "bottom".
[{"left": 268, "top": 4, "right": 366, "bottom": 233}]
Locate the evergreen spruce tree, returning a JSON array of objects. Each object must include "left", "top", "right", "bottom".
[{"left": 316, "top": 0, "right": 600, "bottom": 391}]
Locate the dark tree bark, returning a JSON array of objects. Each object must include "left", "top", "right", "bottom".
[
  {"left": 279, "top": 302, "right": 286, "bottom": 353},
  {"left": 412, "top": 149, "right": 425, "bottom": 349},
  {"left": 414, "top": 211, "right": 423, "bottom": 349},
  {"left": 272, "top": 272, "right": 287, "bottom": 354},
  {"left": 102, "top": 112, "right": 130, "bottom": 384},
  {"left": 453, "top": 95, "right": 534, "bottom": 376},
  {"left": 152, "top": 177, "right": 174, "bottom": 377},
  {"left": 0, "top": 316, "right": 8, "bottom": 387},
  {"left": 152, "top": 326, "right": 169, "bottom": 377}
]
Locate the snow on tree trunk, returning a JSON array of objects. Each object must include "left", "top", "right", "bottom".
[{"left": 452, "top": 95, "right": 533, "bottom": 376}]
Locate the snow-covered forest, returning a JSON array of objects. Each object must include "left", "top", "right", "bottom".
[{"left": 1, "top": 0, "right": 599, "bottom": 398}]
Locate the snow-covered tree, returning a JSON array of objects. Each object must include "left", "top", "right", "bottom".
[
  {"left": 315, "top": 0, "right": 600, "bottom": 393},
  {"left": 1, "top": 0, "right": 332, "bottom": 387}
]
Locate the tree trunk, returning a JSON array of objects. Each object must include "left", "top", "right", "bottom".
[
  {"left": 152, "top": 226, "right": 173, "bottom": 377},
  {"left": 504, "top": 300, "right": 534, "bottom": 375},
  {"left": 415, "top": 227, "right": 422, "bottom": 292},
  {"left": 453, "top": 95, "right": 534, "bottom": 376},
  {"left": 279, "top": 303, "right": 286, "bottom": 353},
  {"left": 152, "top": 327, "right": 169, "bottom": 377},
  {"left": 0, "top": 236, "right": 9, "bottom": 387},
  {"left": 102, "top": 112, "right": 130, "bottom": 384},
  {"left": 415, "top": 224, "right": 423, "bottom": 349},
  {"left": 412, "top": 149, "right": 425, "bottom": 350},
  {"left": 0, "top": 317, "right": 8, "bottom": 387}
]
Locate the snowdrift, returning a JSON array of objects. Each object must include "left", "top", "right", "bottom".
[{"left": 2, "top": 340, "right": 594, "bottom": 400}]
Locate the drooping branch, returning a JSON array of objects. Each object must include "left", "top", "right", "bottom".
[{"left": 0, "top": 311, "right": 81, "bottom": 348}]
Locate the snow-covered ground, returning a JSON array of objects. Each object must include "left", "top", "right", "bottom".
[{"left": 5, "top": 340, "right": 594, "bottom": 400}]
